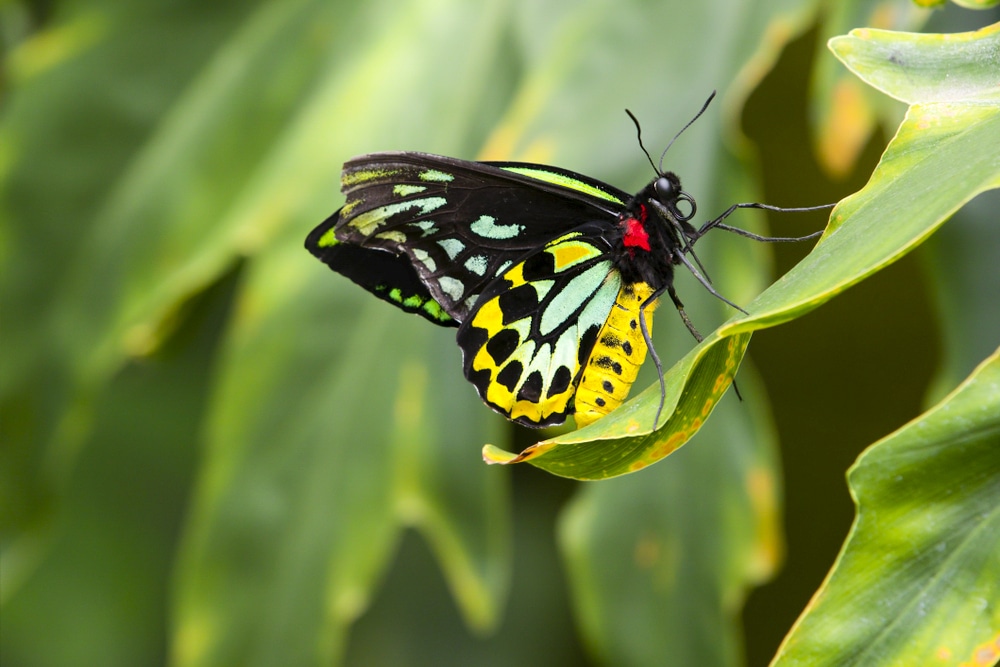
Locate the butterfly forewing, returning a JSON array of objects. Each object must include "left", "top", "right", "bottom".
[
  {"left": 305, "top": 227, "right": 459, "bottom": 326},
  {"left": 317, "top": 152, "right": 629, "bottom": 322}
]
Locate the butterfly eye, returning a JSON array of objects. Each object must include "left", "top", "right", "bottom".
[{"left": 654, "top": 176, "right": 677, "bottom": 200}]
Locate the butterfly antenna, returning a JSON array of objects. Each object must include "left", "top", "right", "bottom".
[
  {"left": 626, "top": 109, "right": 659, "bottom": 175},
  {"left": 658, "top": 91, "right": 717, "bottom": 172}
]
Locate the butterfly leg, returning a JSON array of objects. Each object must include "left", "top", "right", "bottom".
[
  {"left": 695, "top": 202, "right": 831, "bottom": 242},
  {"left": 642, "top": 282, "right": 710, "bottom": 429},
  {"left": 673, "top": 251, "right": 748, "bottom": 316},
  {"left": 666, "top": 284, "right": 747, "bottom": 403},
  {"left": 665, "top": 285, "right": 702, "bottom": 343},
  {"left": 639, "top": 291, "right": 666, "bottom": 429}
]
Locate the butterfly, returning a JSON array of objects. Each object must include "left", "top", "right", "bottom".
[{"left": 306, "top": 93, "right": 826, "bottom": 429}]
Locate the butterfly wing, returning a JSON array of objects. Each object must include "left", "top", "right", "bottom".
[
  {"left": 457, "top": 227, "right": 624, "bottom": 427},
  {"left": 306, "top": 218, "right": 458, "bottom": 326},
  {"left": 306, "top": 152, "right": 630, "bottom": 325}
]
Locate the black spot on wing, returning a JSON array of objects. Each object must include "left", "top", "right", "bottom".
[
  {"left": 486, "top": 329, "right": 519, "bottom": 366},
  {"left": 547, "top": 366, "right": 573, "bottom": 398},
  {"left": 578, "top": 325, "right": 600, "bottom": 366},
  {"left": 496, "top": 361, "right": 523, "bottom": 392},
  {"left": 517, "top": 371, "right": 544, "bottom": 403},
  {"left": 457, "top": 320, "right": 489, "bottom": 359},
  {"left": 458, "top": 324, "right": 492, "bottom": 395},
  {"left": 498, "top": 284, "right": 539, "bottom": 325},
  {"left": 521, "top": 251, "right": 556, "bottom": 281}
]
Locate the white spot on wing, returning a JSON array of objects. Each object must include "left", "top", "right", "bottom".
[
  {"left": 464, "top": 255, "right": 488, "bottom": 276},
  {"left": 350, "top": 197, "right": 447, "bottom": 236},
  {"left": 438, "top": 276, "right": 465, "bottom": 301},
  {"left": 438, "top": 238, "right": 465, "bottom": 260},
  {"left": 412, "top": 248, "right": 437, "bottom": 272},
  {"left": 412, "top": 221, "right": 437, "bottom": 236},
  {"left": 471, "top": 215, "right": 523, "bottom": 240}
]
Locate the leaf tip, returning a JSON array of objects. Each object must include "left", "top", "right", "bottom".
[{"left": 481, "top": 444, "right": 518, "bottom": 465}]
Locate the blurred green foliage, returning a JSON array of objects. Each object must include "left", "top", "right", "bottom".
[{"left": 2, "top": 0, "right": 998, "bottom": 666}]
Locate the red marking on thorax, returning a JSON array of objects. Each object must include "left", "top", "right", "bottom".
[{"left": 622, "top": 204, "right": 651, "bottom": 251}]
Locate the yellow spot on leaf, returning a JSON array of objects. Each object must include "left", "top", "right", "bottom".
[
  {"left": 959, "top": 633, "right": 1000, "bottom": 666},
  {"left": 482, "top": 444, "right": 519, "bottom": 465},
  {"left": 702, "top": 397, "right": 718, "bottom": 417},
  {"left": 173, "top": 611, "right": 215, "bottom": 666},
  {"left": 8, "top": 13, "right": 105, "bottom": 83},
  {"left": 652, "top": 432, "right": 688, "bottom": 460},
  {"left": 393, "top": 363, "right": 427, "bottom": 427}
]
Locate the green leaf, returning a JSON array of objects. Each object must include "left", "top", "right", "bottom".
[
  {"left": 559, "top": 369, "right": 785, "bottom": 665},
  {"left": 808, "top": 0, "right": 927, "bottom": 177},
  {"left": 10, "top": 0, "right": 945, "bottom": 665},
  {"left": 924, "top": 188, "right": 1000, "bottom": 402},
  {"left": 950, "top": 0, "right": 1000, "bottom": 9},
  {"left": 167, "top": 1, "right": 519, "bottom": 662},
  {"left": 830, "top": 22, "right": 1000, "bottom": 103},
  {"left": 485, "top": 20, "right": 1000, "bottom": 480},
  {"left": 772, "top": 347, "right": 1000, "bottom": 666},
  {"left": 0, "top": 273, "right": 235, "bottom": 667},
  {"left": 172, "top": 237, "right": 509, "bottom": 666},
  {"left": 5, "top": 0, "right": 514, "bottom": 664}
]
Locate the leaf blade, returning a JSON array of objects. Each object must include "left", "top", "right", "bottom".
[{"left": 772, "top": 348, "right": 1000, "bottom": 666}]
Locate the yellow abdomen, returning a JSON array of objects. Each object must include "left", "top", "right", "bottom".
[{"left": 574, "top": 282, "right": 657, "bottom": 427}]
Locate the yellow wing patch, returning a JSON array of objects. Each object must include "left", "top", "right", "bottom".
[
  {"left": 459, "top": 235, "right": 619, "bottom": 428},
  {"left": 550, "top": 239, "right": 600, "bottom": 271}
]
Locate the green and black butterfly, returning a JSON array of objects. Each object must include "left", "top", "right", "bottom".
[{"left": 306, "top": 94, "right": 826, "bottom": 429}]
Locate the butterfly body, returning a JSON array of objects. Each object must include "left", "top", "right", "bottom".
[{"left": 306, "top": 151, "right": 709, "bottom": 429}]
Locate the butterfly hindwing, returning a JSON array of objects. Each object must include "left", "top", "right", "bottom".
[
  {"left": 456, "top": 231, "right": 623, "bottom": 427},
  {"left": 311, "top": 152, "right": 630, "bottom": 323}
]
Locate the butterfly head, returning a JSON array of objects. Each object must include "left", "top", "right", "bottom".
[{"left": 651, "top": 171, "right": 696, "bottom": 223}]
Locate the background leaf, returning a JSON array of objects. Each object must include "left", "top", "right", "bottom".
[
  {"left": 772, "top": 347, "right": 1000, "bottom": 666},
  {"left": 4, "top": 1, "right": 999, "bottom": 666}
]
